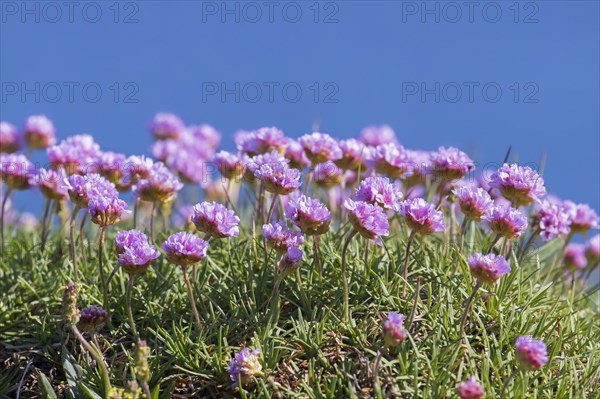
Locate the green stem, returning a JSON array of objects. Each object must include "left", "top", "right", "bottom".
[
  {"left": 459, "top": 280, "right": 483, "bottom": 338},
  {"left": 70, "top": 324, "right": 111, "bottom": 397},
  {"left": 499, "top": 369, "right": 518, "bottom": 399},
  {"left": 79, "top": 212, "right": 88, "bottom": 268},
  {"left": 150, "top": 202, "right": 157, "bottom": 244},
  {"left": 40, "top": 198, "right": 52, "bottom": 251},
  {"left": 98, "top": 227, "right": 109, "bottom": 315},
  {"left": 126, "top": 275, "right": 139, "bottom": 340},
  {"left": 69, "top": 206, "right": 81, "bottom": 281},
  {"left": 341, "top": 230, "right": 358, "bottom": 323},
  {"left": 402, "top": 231, "right": 417, "bottom": 297},
  {"left": 182, "top": 265, "right": 202, "bottom": 331},
  {"left": 0, "top": 187, "right": 12, "bottom": 255}
]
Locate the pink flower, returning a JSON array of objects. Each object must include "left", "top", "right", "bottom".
[
  {"left": 383, "top": 312, "right": 407, "bottom": 347},
  {"left": 398, "top": 198, "right": 445, "bottom": 235},
  {"left": 298, "top": 132, "right": 342, "bottom": 164},
  {"left": 285, "top": 194, "right": 332, "bottom": 235},
  {"left": 563, "top": 244, "right": 587, "bottom": 271},
  {"left": 284, "top": 139, "right": 310, "bottom": 170},
  {"left": 162, "top": 232, "right": 209, "bottom": 266},
  {"left": 344, "top": 199, "right": 390, "bottom": 246},
  {"left": 191, "top": 202, "right": 240, "bottom": 238},
  {"left": 262, "top": 221, "right": 304, "bottom": 253},
  {"left": 0, "top": 153, "right": 35, "bottom": 190},
  {"left": 354, "top": 176, "right": 403, "bottom": 210},
  {"left": 515, "top": 336, "right": 549, "bottom": 371},
  {"left": 359, "top": 125, "right": 398, "bottom": 147},
  {"left": 215, "top": 151, "right": 245, "bottom": 180},
  {"left": 453, "top": 186, "right": 493, "bottom": 221},
  {"left": 489, "top": 163, "right": 546, "bottom": 207},
  {"left": 563, "top": 201, "right": 599, "bottom": 234},
  {"left": 457, "top": 376, "right": 484, "bottom": 399},
  {"left": 0, "top": 121, "right": 22, "bottom": 153},
  {"left": 430, "top": 146, "right": 475, "bottom": 180},
  {"left": 254, "top": 161, "right": 302, "bottom": 195},
  {"left": 335, "top": 139, "right": 368, "bottom": 171},
  {"left": 149, "top": 112, "right": 185, "bottom": 140},
  {"left": 313, "top": 161, "right": 344, "bottom": 188},
  {"left": 467, "top": 252, "right": 511, "bottom": 285},
  {"left": 483, "top": 205, "right": 528, "bottom": 239},
  {"left": 30, "top": 168, "right": 69, "bottom": 200},
  {"left": 24, "top": 115, "right": 56, "bottom": 149}
]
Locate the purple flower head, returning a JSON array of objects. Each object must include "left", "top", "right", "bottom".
[
  {"left": 47, "top": 134, "right": 101, "bottom": 175},
  {"left": 254, "top": 161, "right": 302, "bottom": 195},
  {"left": 284, "top": 139, "right": 310, "bottom": 170},
  {"left": 515, "top": 336, "right": 549, "bottom": 371},
  {"left": 227, "top": 348, "right": 263, "bottom": 388},
  {"left": 354, "top": 176, "right": 403, "bottom": 210},
  {"left": 64, "top": 173, "right": 117, "bottom": 208},
  {"left": 0, "top": 153, "right": 35, "bottom": 190},
  {"left": 97, "top": 151, "right": 126, "bottom": 184},
  {"left": 88, "top": 193, "right": 128, "bottom": 227},
  {"left": 285, "top": 194, "right": 332, "bottom": 235},
  {"left": 359, "top": 125, "right": 398, "bottom": 147},
  {"left": 563, "top": 201, "right": 599, "bottom": 234},
  {"left": 162, "top": 232, "right": 209, "bottom": 266},
  {"left": 371, "top": 143, "right": 412, "bottom": 179},
  {"left": 335, "top": 139, "right": 367, "bottom": 171},
  {"left": 149, "top": 112, "right": 185, "bottom": 140},
  {"left": 457, "top": 376, "right": 484, "bottom": 399},
  {"left": 279, "top": 246, "right": 303, "bottom": 274},
  {"left": 23, "top": 115, "right": 56, "bottom": 149},
  {"left": 563, "top": 244, "right": 587, "bottom": 271},
  {"left": 483, "top": 205, "right": 528, "bottom": 239},
  {"left": 536, "top": 200, "right": 572, "bottom": 241},
  {"left": 383, "top": 312, "right": 407, "bottom": 347},
  {"left": 118, "top": 231, "right": 160, "bottom": 275},
  {"left": 398, "top": 198, "right": 445, "bottom": 235},
  {"left": 241, "top": 127, "right": 287, "bottom": 156},
  {"left": 344, "top": 199, "right": 390, "bottom": 246},
  {"left": 30, "top": 168, "right": 69, "bottom": 200},
  {"left": 262, "top": 221, "right": 305, "bottom": 253},
  {"left": 133, "top": 162, "right": 183, "bottom": 203},
  {"left": 168, "top": 153, "right": 210, "bottom": 186},
  {"left": 78, "top": 305, "right": 109, "bottom": 333},
  {"left": 313, "top": 161, "right": 344, "bottom": 189},
  {"left": 489, "top": 163, "right": 546, "bottom": 207},
  {"left": 191, "top": 201, "right": 240, "bottom": 238},
  {"left": 467, "top": 252, "right": 511, "bottom": 285},
  {"left": 453, "top": 186, "right": 493, "bottom": 221},
  {"left": 298, "top": 132, "right": 342, "bottom": 164},
  {"left": 585, "top": 234, "right": 600, "bottom": 264},
  {"left": 0, "top": 121, "right": 22, "bottom": 153},
  {"left": 244, "top": 151, "right": 288, "bottom": 183},
  {"left": 187, "top": 124, "right": 221, "bottom": 150},
  {"left": 430, "top": 146, "right": 475, "bottom": 180},
  {"left": 215, "top": 151, "right": 245, "bottom": 180},
  {"left": 120, "top": 155, "right": 154, "bottom": 189}
]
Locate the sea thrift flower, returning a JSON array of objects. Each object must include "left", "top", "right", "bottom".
[
  {"left": 298, "top": 132, "right": 342, "bottom": 164},
  {"left": 47, "top": 134, "right": 102, "bottom": 175},
  {"left": 483, "top": 205, "right": 528, "bottom": 239},
  {"left": 30, "top": 168, "right": 69, "bottom": 200},
  {"left": 285, "top": 194, "right": 332, "bottom": 235},
  {"left": 585, "top": 234, "right": 600, "bottom": 264},
  {"left": 240, "top": 127, "right": 287, "bottom": 156},
  {"left": 344, "top": 199, "right": 390, "bottom": 245},
  {"left": 0, "top": 121, "right": 22, "bottom": 153},
  {"left": 244, "top": 151, "right": 288, "bottom": 182},
  {"left": 372, "top": 143, "right": 412, "bottom": 179},
  {"left": 262, "top": 221, "right": 305, "bottom": 252},
  {"left": 359, "top": 125, "right": 397, "bottom": 147},
  {"left": 0, "top": 153, "right": 35, "bottom": 190},
  {"left": 335, "top": 139, "right": 367, "bottom": 171},
  {"left": 254, "top": 161, "right": 302, "bottom": 195},
  {"left": 122, "top": 155, "right": 153, "bottom": 183},
  {"left": 64, "top": 173, "right": 117, "bottom": 208},
  {"left": 215, "top": 151, "right": 245, "bottom": 180},
  {"left": 187, "top": 124, "right": 221, "bottom": 150},
  {"left": 489, "top": 163, "right": 546, "bottom": 207},
  {"left": 98, "top": 151, "right": 126, "bottom": 183},
  {"left": 162, "top": 232, "right": 209, "bottom": 266},
  {"left": 191, "top": 201, "right": 240, "bottom": 238},
  {"left": 457, "top": 376, "right": 484, "bottom": 399},
  {"left": 383, "top": 312, "right": 407, "bottom": 347},
  {"left": 536, "top": 200, "right": 572, "bottom": 241},
  {"left": 515, "top": 336, "right": 549, "bottom": 371},
  {"left": 398, "top": 198, "right": 445, "bottom": 235},
  {"left": 563, "top": 244, "right": 587, "bottom": 271},
  {"left": 78, "top": 305, "right": 109, "bottom": 333},
  {"left": 563, "top": 201, "right": 599, "bottom": 234},
  {"left": 354, "top": 176, "right": 403, "bottom": 210},
  {"left": 279, "top": 246, "right": 303, "bottom": 274},
  {"left": 453, "top": 186, "right": 493, "bottom": 221},
  {"left": 133, "top": 162, "right": 183, "bottom": 203},
  {"left": 284, "top": 139, "right": 310, "bottom": 170},
  {"left": 468, "top": 253, "right": 511, "bottom": 285},
  {"left": 313, "top": 161, "right": 344, "bottom": 188},
  {"left": 228, "top": 348, "right": 263, "bottom": 388},
  {"left": 118, "top": 231, "right": 160, "bottom": 275},
  {"left": 430, "top": 146, "right": 475, "bottom": 180},
  {"left": 23, "top": 115, "right": 56, "bottom": 149},
  {"left": 149, "top": 112, "right": 185, "bottom": 140},
  {"left": 88, "top": 193, "right": 128, "bottom": 227}
]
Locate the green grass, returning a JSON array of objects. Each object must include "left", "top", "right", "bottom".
[{"left": 1, "top": 218, "right": 599, "bottom": 398}]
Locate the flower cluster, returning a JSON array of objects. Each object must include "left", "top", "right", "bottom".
[
  {"left": 467, "top": 252, "right": 511, "bottom": 285},
  {"left": 47, "top": 134, "right": 102, "bottom": 175},
  {"left": 483, "top": 205, "right": 528, "bottom": 238},
  {"left": 149, "top": 112, "right": 185, "bottom": 140},
  {"left": 191, "top": 202, "right": 240, "bottom": 238},
  {"left": 133, "top": 162, "right": 183, "bottom": 203},
  {"left": 515, "top": 336, "right": 549, "bottom": 371},
  {"left": 24, "top": 115, "right": 56, "bottom": 149},
  {"left": 536, "top": 200, "right": 572, "bottom": 241},
  {"left": 262, "top": 221, "right": 305, "bottom": 252},
  {"left": 117, "top": 230, "right": 160, "bottom": 275},
  {"left": 65, "top": 173, "right": 117, "bottom": 208},
  {"left": 0, "top": 153, "right": 35, "bottom": 190},
  {"left": 285, "top": 194, "right": 332, "bottom": 235},
  {"left": 354, "top": 176, "right": 403, "bottom": 210},
  {"left": 0, "top": 121, "right": 22, "bottom": 153},
  {"left": 430, "top": 146, "right": 475, "bottom": 180},
  {"left": 30, "top": 168, "right": 69, "bottom": 200},
  {"left": 78, "top": 305, "right": 109, "bottom": 333},
  {"left": 298, "top": 132, "right": 342, "bottom": 164},
  {"left": 162, "top": 232, "right": 209, "bottom": 265},
  {"left": 453, "top": 186, "right": 493, "bottom": 221},
  {"left": 457, "top": 376, "right": 484, "bottom": 399},
  {"left": 344, "top": 199, "right": 390, "bottom": 245},
  {"left": 383, "top": 312, "right": 407, "bottom": 347},
  {"left": 564, "top": 201, "right": 599, "bottom": 234},
  {"left": 253, "top": 161, "right": 302, "bottom": 194},
  {"left": 398, "top": 198, "right": 445, "bottom": 235},
  {"left": 489, "top": 163, "right": 546, "bottom": 207}
]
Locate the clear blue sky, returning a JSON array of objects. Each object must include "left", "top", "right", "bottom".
[{"left": 1, "top": 1, "right": 598, "bottom": 213}]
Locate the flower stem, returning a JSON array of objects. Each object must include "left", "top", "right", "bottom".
[
  {"left": 97, "top": 227, "right": 110, "bottom": 315},
  {"left": 408, "top": 275, "right": 421, "bottom": 331},
  {"left": 70, "top": 324, "right": 111, "bottom": 396},
  {"left": 266, "top": 193, "right": 279, "bottom": 224},
  {"left": 488, "top": 233, "right": 501, "bottom": 253},
  {"left": 499, "top": 369, "right": 518, "bottom": 399},
  {"left": 459, "top": 218, "right": 469, "bottom": 253},
  {"left": 459, "top": 280, "right": 483, "bottom": 338},
  {"left": 182, "top": 265, "right": 202, "bottom": 331},
  {"left": 150, "top": 201, "right": 157, "bottom": 244},
  {"left": 40, "top": 198, "right": 52, "bottom": 251},
  {"left": 0, "top": 187, "right": 12, "bottom": 255},
  {"left": 518, "top": 227, "right": 540, "bottom": 264},
  {"left": 313, "top": 236, "right": 322, "bottom": 281},
  {"left": 69, "top": 206, "right": 81, "bottom": 281},
  {"left": 402, "top": 231, "right": 417, "bottom": 297},
  {"left": 126, "top": 275, "right": 139, "bottom": 340},
  {"left": 133, "top": 198, "right": 139, "bottom": 229},
  {"left": 341, "top": 230, "right": 358, "bottom": 323}
]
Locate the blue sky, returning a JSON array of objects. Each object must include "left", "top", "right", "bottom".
[{"left": 1, "top": 1, "right": 598, "bottom": 214}]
